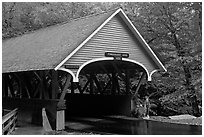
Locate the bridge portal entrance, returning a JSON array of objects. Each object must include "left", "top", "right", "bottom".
[
  {"left": 65, "top": 58, "right": 148, "bottom": 118},
  {"left": 2, "top": 8, "right": 166, "bottom": 132}
]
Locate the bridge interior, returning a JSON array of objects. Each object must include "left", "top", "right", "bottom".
[
  {"left": 65, "top": 60, "right": 147, "bottom": 118},
  {"left": 2, "top": 59, "right": 147, "bottom": 131}
]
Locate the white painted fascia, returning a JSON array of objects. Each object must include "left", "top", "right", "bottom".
[
  {"left": 54, "top": 8, "right": 122, "bottom": 71},
  {"left": 55, "top": 8, "right": 167, "bottom": 73},
  {"left": 119, "top": 9, "right": 167, "bottom": 72},
  {"left": 75, "top": 57, "right": 152, "bottom": 82},
  {"left": 58, "top": 67, "right": 77, "bottom": 82}
]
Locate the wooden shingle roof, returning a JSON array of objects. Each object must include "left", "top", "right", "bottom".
[
  {"left": 3, "top": 8, "right": 166, "bottom": 76},
  {"left": 2, "top": 9, "right": 116, "bottom": 73}
]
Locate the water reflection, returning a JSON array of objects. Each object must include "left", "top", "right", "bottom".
[
  {"left": 66, "top": 117, "right": 202, "bottom": 135},
  {"left": 129, "top": 120, "right": 201, "bottom": 135}
]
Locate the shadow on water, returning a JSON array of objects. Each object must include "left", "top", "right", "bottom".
[{"left": 66, "top": 116, "right": 202, "bottom": 135}]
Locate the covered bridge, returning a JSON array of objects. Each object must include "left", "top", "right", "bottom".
[{"left": 2, "top": 8, "right": 166, "bottom": 131}]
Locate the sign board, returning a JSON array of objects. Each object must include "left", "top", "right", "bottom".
[
  {"left": 105, "top": 52, "right": 129, "bottom": 60},
  {"left": 65, "top": 65, "right": 79, "bottom": 69}
]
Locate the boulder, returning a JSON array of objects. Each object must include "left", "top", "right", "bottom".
[{"left": 169, "top": 114, "right": 197, "bottom": 120}]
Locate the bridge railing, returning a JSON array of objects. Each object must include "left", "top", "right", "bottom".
[{"left": 2, "top": 108, "right": 18, "bottom": 135}]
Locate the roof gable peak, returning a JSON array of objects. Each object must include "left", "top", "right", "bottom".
[
  {"left": 55, "top": 8, "right": 166, "bottom": 72},
  {"left": 55, "top": 8, "right": 122, "bottom": 70}
]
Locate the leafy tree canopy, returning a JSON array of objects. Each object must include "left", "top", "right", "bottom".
[{"left": 2, "top": 2, "right": 202, "bottom": 116}]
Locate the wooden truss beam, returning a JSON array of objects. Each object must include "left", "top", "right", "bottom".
[
  {"left": 82, "top": 76, "right": 91, "bottom": 93},
  {"left": 101, "top": 78, "right": 111, "bottom": 93},
  {"left": 134, "top": 72, "right": 146, "bottom": 97},
  {"left": 89, "top": 74, "right": 94, "bottom": 94},
  {"left": 51, "top": 70, "right": 58, "bottom": 99},
  {"left": 125, "top": 70, "right": 130, "bottom": 95},
  {"left": 59, "top": 75, "right": 71, "bottom": 100},
  {"left": 7, "top": 74, "right": 15, "bottom": 97},
  {"left": 14, "top": 73, "right": 31, "bottom": 99},
  {"left": 75, "top": 75, "right": 91, "bottom": 94},
  {"left": 92, "top": 74, "right": 103, "bottom": 94},
  {"left": 2, "top": 74, "right": 8, "bottom": 97},
  {"left": 111, "top": 71, "right": 117, "bottom": 95}
]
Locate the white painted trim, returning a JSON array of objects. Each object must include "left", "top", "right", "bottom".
[
  {"left": 122, "top": 58, "right": 151, "bottom": 81},
  {"left": 119, "top": 10, "right": 167, "bottom": 72},
  {"left": 75, "top": 57, "right": 112, "bottom": 82},
  {"left": 58, "top": 67, "right": 77, "bottom": 82},
  {"left": 150, "top": 69, "right": 159, "bottom": 80},
  {"left": 75, "top": 57, "right": 152, "bottom": 82},
  {"left": 54, "top": 8, "right": 122, "bottom": 71},
  {"left": 55, "top": 8, "right": 166, "bottom": 75}
]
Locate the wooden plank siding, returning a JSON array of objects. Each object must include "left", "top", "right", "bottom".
[{"left": 65, "top": 15, "right": 159, "bottom": 74}]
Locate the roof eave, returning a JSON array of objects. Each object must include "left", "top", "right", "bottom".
[
  {"left": 118, "top": 9, "right": 167, "bottom": 72},
  {"left": 54, "top": 8, "right": 167, "bottom": 72},
  {"left": 54, "top": 8, "right": 122, "bottom": 70}
]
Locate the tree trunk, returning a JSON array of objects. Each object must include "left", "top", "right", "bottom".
[
  {"left": 182, "top": 62, "right": 200, "bottom": 116},
  {"left": 172, "top": 32, "right": 200, "bottom": 116}
]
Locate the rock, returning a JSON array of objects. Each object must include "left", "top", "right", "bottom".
[{"left": 169, "top": 114, "right": 197, "bottom": 120}]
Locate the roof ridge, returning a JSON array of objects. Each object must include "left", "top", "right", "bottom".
[{"left": 3, "top": 8, "right": 121, "bottom": 41}]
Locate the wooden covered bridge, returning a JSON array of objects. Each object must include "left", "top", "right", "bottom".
[{"left": 2, "top": 8, "right": 166, "bottom": 131}]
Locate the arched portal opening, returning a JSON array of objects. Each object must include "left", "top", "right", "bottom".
[{"left": 65, "top": 58, "right": 149, "bottom": 118}]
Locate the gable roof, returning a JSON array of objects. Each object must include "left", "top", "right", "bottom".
[
  {"left": 55, "top": 8, "right": 166, "bottom": 72},
  {"left": 2, "top": 9, "right": 116, "bottom": 73},
  {"left": 2, "top": 8, "right": 166, "bottom": 73}
]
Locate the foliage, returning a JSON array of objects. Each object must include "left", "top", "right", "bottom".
[
  {"left": 2, "top": 2, "right": 202, "bottom": 116},
  {"left": 124, "top": 2, "right": 202, "bottom": 116},
  {"left": 2, "top": 2, "right": 120, "bottom": 39}
]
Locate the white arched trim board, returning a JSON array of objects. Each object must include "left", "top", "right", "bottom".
[
  {"left": 75, "top": 57, "right": 153, "bottom": 82},
  {"left": 150, "top": 69, "right": 159, "bottom": 80},
  {"left": 54, "top": 8, "right": 122, "bottom": 70},
  {"left": 119, "top": 10, "right": 167, "bottom": 72},
  {"left": 54, "top": 8, "right": 167, "bottom": 73},
  {"left": 122, "top": 58, "right": 152, "bottom": 81},
  {"left": 58, "top": 67, "right": 77, "bottom": 82}
]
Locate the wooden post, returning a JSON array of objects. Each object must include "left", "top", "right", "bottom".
[
  {"left": 43, "top": 71, "right": 49, "bottom": 99},
  {"left": 92, "top": 75, "right": 102, "bottom": 94},
  {"left": 71, "top": 81, "right": 75, "bottom": 94},
  {"left": 125, "top": 69, "right": 130, "bottom": 95},
  {"left": 2, "top": 74, "right": 8, "bottom": 97},
  {"left": 59, "top": 75, "right": 71, "bottom": 100},
  {"left": 14, "top": 73, "right": 31, "bottom": 99},
  {"left": 51, "top": 70, "right": 58, "bottom": 99},
  {"left": 56, "top": 100, "right": 66, "bottom": 131},
  {"left": 131, "top": 72, "right": 147, "bottom": 115},
  {"left": 111, "top": 72, "right": 116, "bottom": 95},
  {"left": 89, "top": 74, "right": 94, "bottom": 94},
  {"left": 42, "top": 108, "right": 53, "bottom": 132},
  {"left": 76, "top": 83, "right": 83, "bottom": 94},
  {"left": 115, "top": 75, "right": 120, "bottom": 95},
  {"left": 56, "top": 110, "right": 65, "bottom": 130},
  {"left": 7, "top": 74, "right": 15, "bottom": 97},
  {"left": 39, "top": 71, "right": 44, "bottom": 99},
  {"left": 134, "top": 72, "right": 146, "bottom": 97}
]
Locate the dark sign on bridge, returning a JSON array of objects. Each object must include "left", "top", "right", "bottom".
[{"left": 105, "top": 52, "right": 129, "bottom": 60}]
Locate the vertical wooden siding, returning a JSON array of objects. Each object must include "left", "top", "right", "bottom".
[{"left": 66, "top": 15, "right": 159, "bottom": 73}]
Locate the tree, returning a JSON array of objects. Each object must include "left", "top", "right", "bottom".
[
  {"left": 123, "top": 2, "right": 201, "bottom": 116},
  {"left": 2, "top": 2, "right": 122, "bottom": 40},
  {"left": 2, "top": 2, "right": 202, "bottom": 116}
]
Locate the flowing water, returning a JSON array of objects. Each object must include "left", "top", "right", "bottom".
[{"left": 66, "top": 116, "right": 202, "bottom": 135}]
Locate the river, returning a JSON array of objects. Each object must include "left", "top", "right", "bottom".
[{"left": 65, "top": 116, "right": 202, "bottom": 135}]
